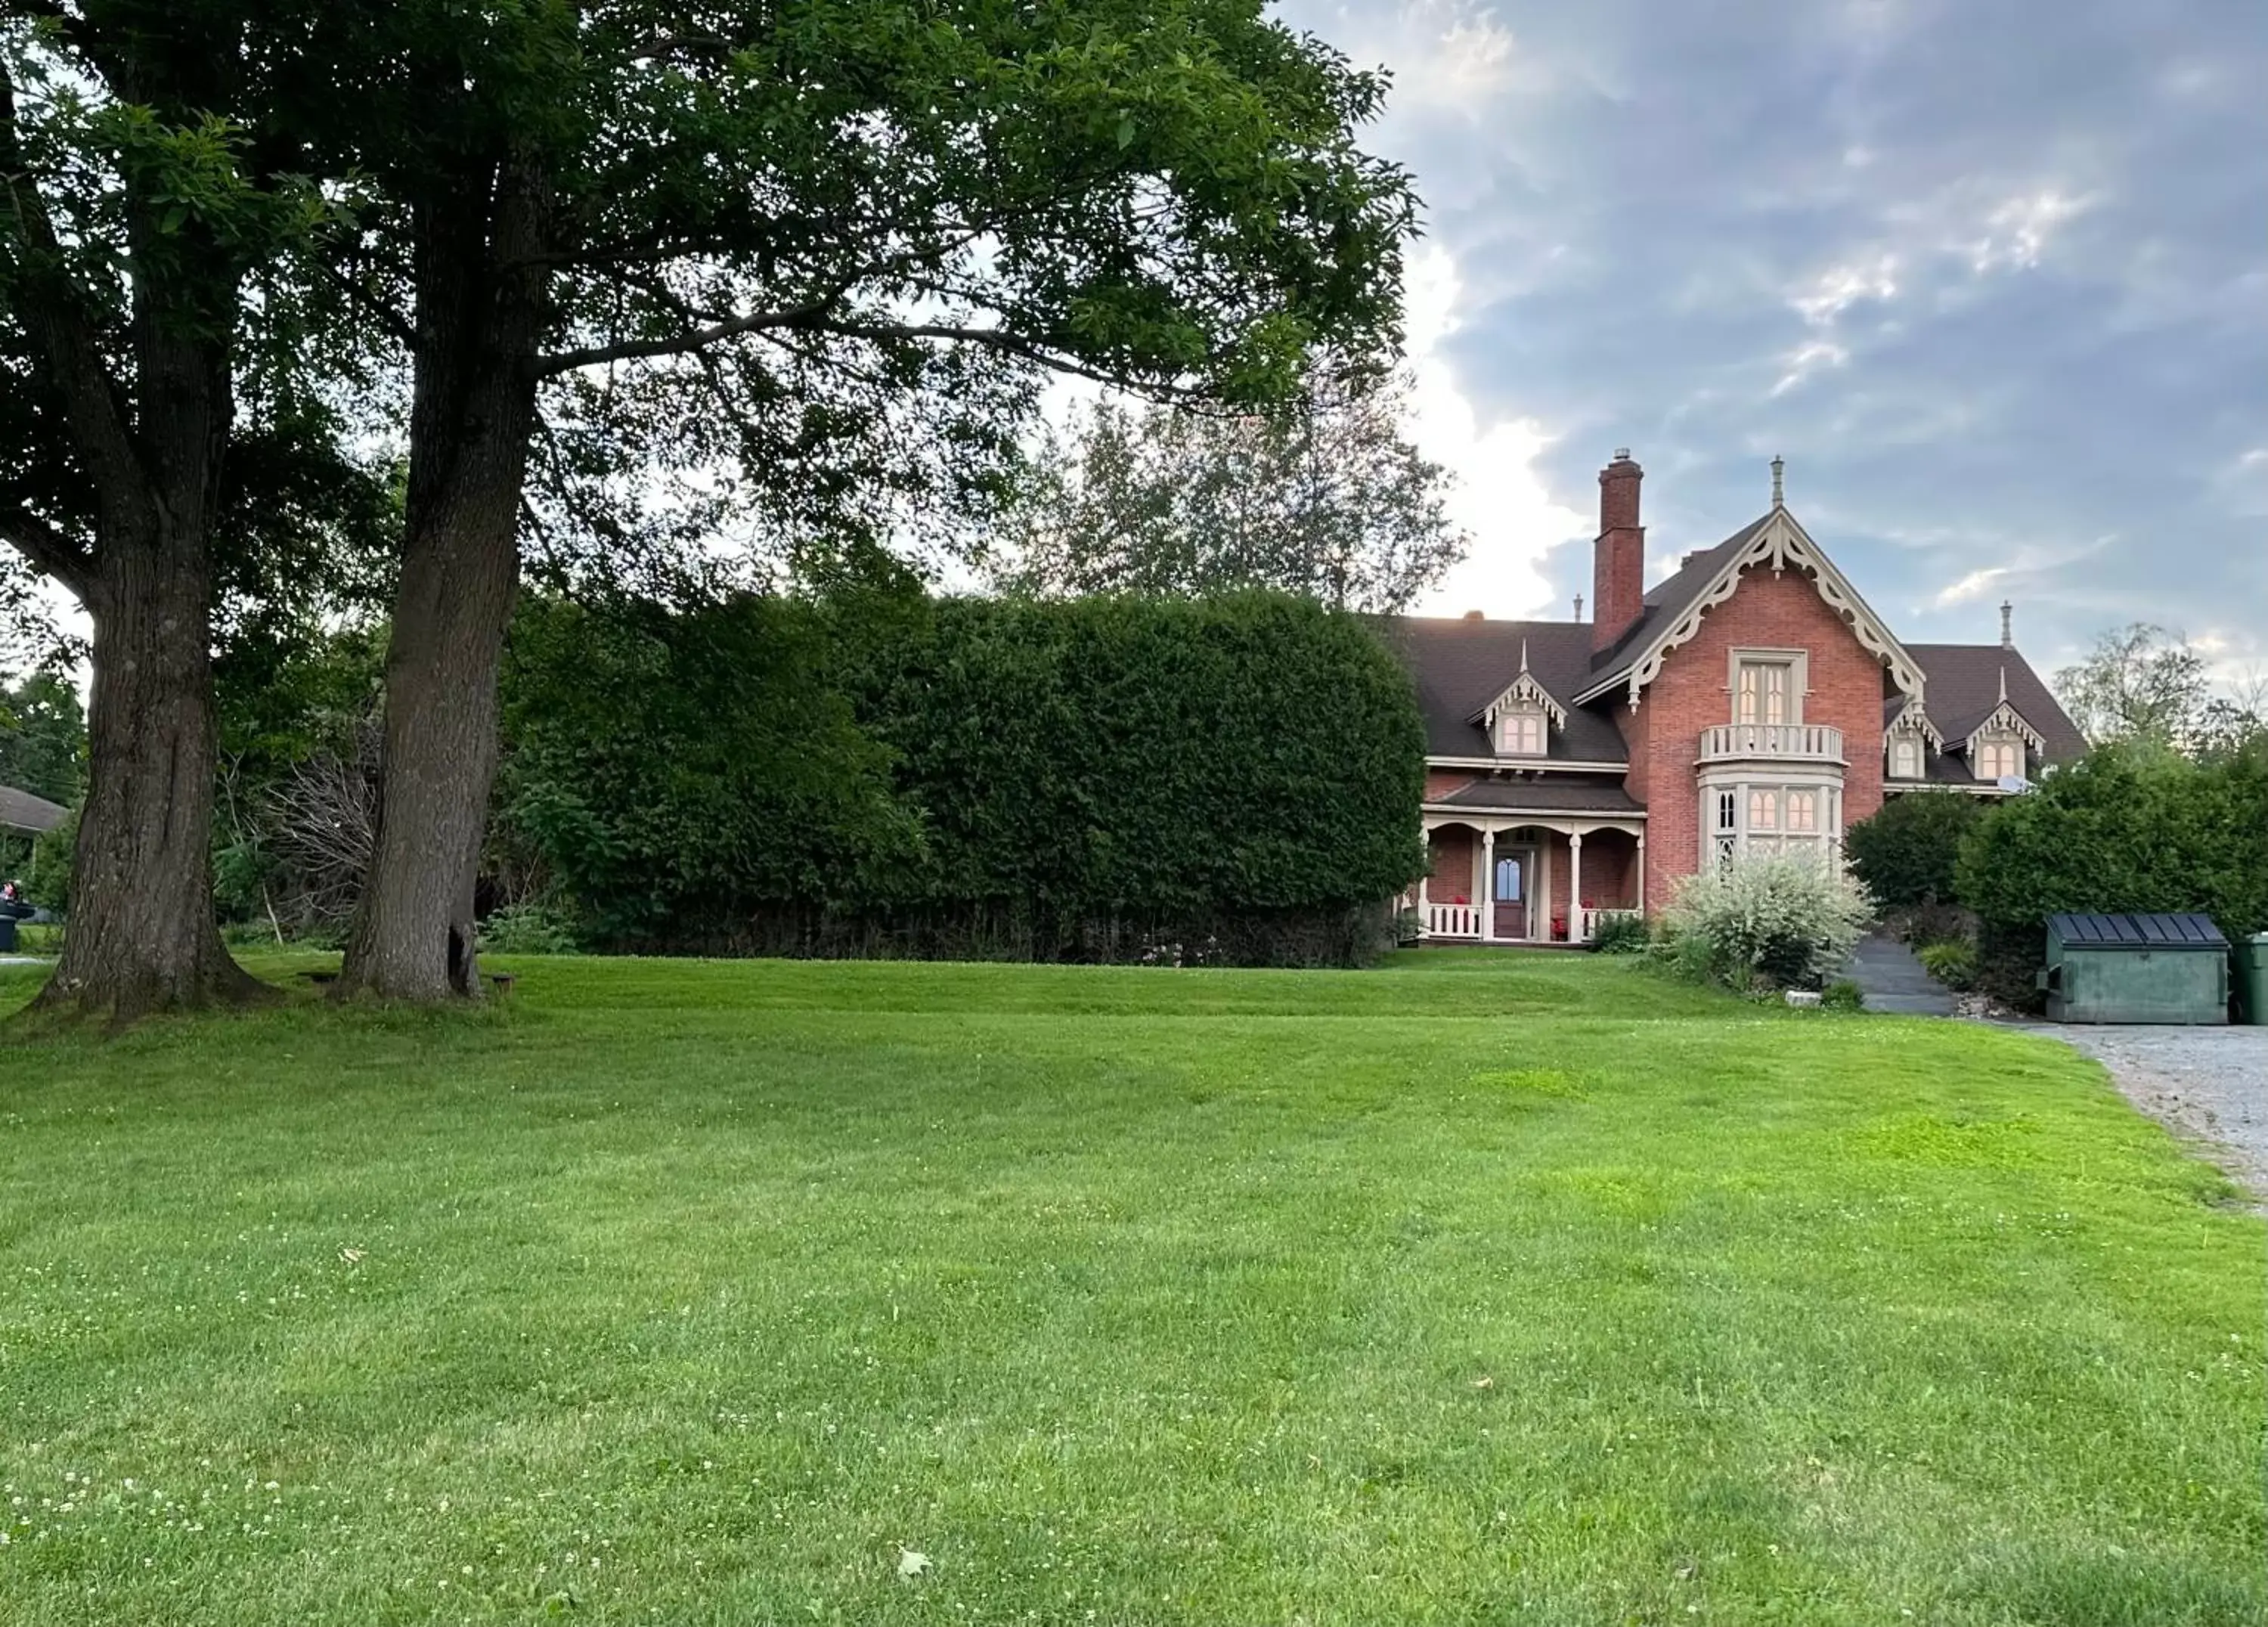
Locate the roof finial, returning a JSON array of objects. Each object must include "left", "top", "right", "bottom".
[
  {"left": 1519, "top": 637, "right": 1531, "bottom": 672},
  {"left": 1573, "top": 592, "right": 1585, "bottom": 622},
  {"left": 1998, "top": 664, "right": 2009, "bottom": 703},
  {"left": 1999, "top": 600, "right": 2012, "bottom": 649},
  {"left": 1770, "top": 454, "right": 1785, "bottom": 508}
]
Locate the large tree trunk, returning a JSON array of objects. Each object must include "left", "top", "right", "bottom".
[
  {"left": 333, "top": 491, "right": 523, "bottom": 1000},
  {"left": 33, "top": 535, "right": 262, "bottom": 1020},
  {"left": 334, "top": 159, "right": 549, "bottom": 1002}
]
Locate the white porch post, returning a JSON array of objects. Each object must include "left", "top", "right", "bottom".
[
  {"left": 1418, "top": 822, "right": 1430, "bottom": 912},
  {"left": 1479, "top": 827, "right": 1495, "bottom": 942},
  {"left": 1569, "top": 832, "right": 1585, "bottom": 942},
  {"left": 1634, "top": 834, "right": 1646, "bottom": 918}
]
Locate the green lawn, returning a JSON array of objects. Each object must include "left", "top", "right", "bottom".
[{"left": 0, "top": 952, "right": 2260, "bottom": 1625}]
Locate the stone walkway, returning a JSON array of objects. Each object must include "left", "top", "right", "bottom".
[
  {"left": 1842, "top": 934, "right": 1956, "bottom": 1015},
  {"left": 2020, "top": 1024, "right": 2268, "bottom": 1200}
]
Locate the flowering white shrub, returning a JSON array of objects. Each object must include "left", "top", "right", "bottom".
[{"left": 1665, "top": 852, "right": 1875, "bottom": 990}]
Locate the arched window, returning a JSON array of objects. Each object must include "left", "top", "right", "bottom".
[
  {"left": 1499, "top": 711, "right": 1545, "bottom": 755},
  {"left": 1975, "top": 739, "right": 2022, "bottom": 780},
  {"left": 1494, "top": 856, "right": 1523, "bottom": 901},
  {"left": 1890, "top": 738, "right": 1919, "bottom": 779}
]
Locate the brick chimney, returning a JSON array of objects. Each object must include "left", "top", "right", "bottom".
[{"left": 1592, "top": 448, "right": 1645, "bottom": 653}]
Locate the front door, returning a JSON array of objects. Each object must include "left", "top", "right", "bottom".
[{"left": 1493, "top": 849, "right": 1535, "bottom": 940}]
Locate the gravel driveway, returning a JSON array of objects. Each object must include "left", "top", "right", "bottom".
[{"left": 2019, "top": 1024, "right": 2268, "bottom": 1198}]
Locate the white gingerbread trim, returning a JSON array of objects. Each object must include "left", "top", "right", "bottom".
[
  {"left": 1886, "top": 696, "right": 1944, "bottom": 752},
  {"left": 1964, "top": 701, "right": 2045, "bottom": 758},
  {"left": 1467, "top": 640, "right": 1568, "bottom": 731},
  {"left": 1572, "top": 508, "right": 1929, "bottom": 711}
]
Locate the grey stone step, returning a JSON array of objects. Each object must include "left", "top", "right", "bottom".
[
  {"left": 1839, "top": 933, "right": 1958, "bottom": 1017},
  {"left": 1864, "top": 991, "right": 1958, "bottom": 1015}
]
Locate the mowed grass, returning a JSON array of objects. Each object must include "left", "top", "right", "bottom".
[{"left": 0, "top": 952, "right": 2260, "bottom": 1626}]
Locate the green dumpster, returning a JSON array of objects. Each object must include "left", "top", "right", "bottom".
[
  {"left": 2236, "top": 932, "right": 2268, "bottom": 1026},
  {"left": 2037, "top": 913, "right": 2229, "bottom": 1025}
]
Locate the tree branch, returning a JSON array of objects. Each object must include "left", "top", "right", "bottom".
[
  {"left": 536, "top": 295, "right": 841, "bottom": 374},
  {"left": 0, "top": 59, "right": 151, "bottom": 539},
  {"left": 311, "top": 255, "right": 417, "bottom": 349},
  {"left": 0, "top": 503, "right": 94, "bottom": 598},
  {"left": 808, "top": 316, "right": 1207, "bottom": 399}
]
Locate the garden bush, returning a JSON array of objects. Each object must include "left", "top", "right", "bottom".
[
  {"left": 477, "top": 900, "right": 583, "bottom": 956},
  {"left": 1845, "top": 789, "right": 1979, "bottom": 910},
  {"left": 1956, "top": 738, "right": 2268, "bottom": 1007},
  {"left": 1915, "top": 939, "right": 1977, "bottom": 990},
  {"left": 1589, "top": 911, "right": 1651, "bottom": 955},
  {"left": 1664, "top": 854, "right": 1875, "bottom": 992},
  {"left": 1820, "top": 978, "right": 1866, "bottom": 1012}
]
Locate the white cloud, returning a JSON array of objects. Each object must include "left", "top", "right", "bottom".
[
  {"left": 1343, "top": 0, "right": 1529, "bottom": 118},
  {"left": 1962, "top": 189, "right": 2094, "bottom": 274},
  {"left": 1771, "top": 338, "right": 1851, "bottom": 396},
  {"left": 1932, "top": 566, "right": 2008, "bottom": 607},
  {"left": 1402, "top": 243, "right": 1591, "bottom": 617},
  {"left": 1789, "top": 254, "right": 1901, "bottom": 327}
]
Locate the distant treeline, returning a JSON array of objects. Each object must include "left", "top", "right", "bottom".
[{"left": 483, "top": 589, "right": 1427, "bottom": 966}]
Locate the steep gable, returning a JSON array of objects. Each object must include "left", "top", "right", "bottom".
[{"left": 1575, "top": 505, "right": 1928, "bottom": 715}]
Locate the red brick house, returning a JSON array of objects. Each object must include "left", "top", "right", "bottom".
[{"left": 1396, "top": 451, "right": 2087, "bottom": 944}]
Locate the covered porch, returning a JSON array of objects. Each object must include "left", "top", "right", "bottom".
[{"left": 1408, "top": 816, "right": 1645, "bottom": 946}]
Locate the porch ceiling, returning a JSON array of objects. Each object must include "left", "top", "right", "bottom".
[{"left": 1429, "top": 779, "right": 1642, "bottom": 814}]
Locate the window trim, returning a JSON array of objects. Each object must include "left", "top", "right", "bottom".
[
  {"left": 1974, "top": 736, "right": 2024, "bottom": 781},
  {"left": 1497, "top": 708, "right": 1548, "bottom": 758},
  {"left": 1726, "top": 647, "right": 1811, "bottom": 727}
]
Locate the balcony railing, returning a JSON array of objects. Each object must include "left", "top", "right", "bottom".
[{"left": 1697, "top": 722, "right": 1845, "bottom": 765}]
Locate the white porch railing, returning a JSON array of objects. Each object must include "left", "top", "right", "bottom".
[
  {"left": 1578, "top": 906, "right": 1642, "bottom": 943},
  {"left": 1697, "top": 722, "right": 1845, "bottom": 764},
  {"left": 1417, "top": 902, "right": 1643, "bottom": 943},
  {"left": 1424, "top": 901, "right": 1484, "bottom": 939}
]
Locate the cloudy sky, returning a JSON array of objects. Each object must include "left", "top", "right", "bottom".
[{"left": 1272, "top": 0, "right": 2267, "bottom": 679}]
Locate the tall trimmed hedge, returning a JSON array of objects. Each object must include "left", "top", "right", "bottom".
[
  {"left": 499, "top": 589, "right": 1427, "bottom": 964},
  {"left": 1955, "top": 740, "right": 2268, "bottom": 1006},
  {"left": 1845, "top": 789, "right": 1980, "bottom": 910}
]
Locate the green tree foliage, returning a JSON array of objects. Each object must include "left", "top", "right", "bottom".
[
  {"left": 500, "top": 590, "right": 1427, "bottom": 964},
  {"left": 2053, "top": 623, "right": 2265, "bottom": 755},
  {"left": 0, "top": 668, "right": 85, "bottom": 805},
  {"left": 994, "top": 366, "right": 1466, "bottom": 612},
  {"left": 0, "top": 5, "right": 386, "bottom": 1013},
  {"left": 1843, "top": 789, "right": 1981, "bottom": 910},
  {"left": 1956, "top": 739, "right": 2268, "bottom": 1006},
  {"left": 321, "top": 0, "right": 1421, "bottom": 999}
]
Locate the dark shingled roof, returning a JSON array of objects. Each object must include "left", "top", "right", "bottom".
[
  {"left": 1428, "top": 778, "right": 1644, "bottom": 814},
  {"left": 1385, "top": 618, "right": 1630, "bottom": 763},
  {"left": 0, "top": 783, "right": 67, "bottom": 834},
  {"left": 1584, "top": 515, "right": 1772, "bottom": 690},
  {"left": 1906, "top": 644, "right": 2088, "bottom": 764}
]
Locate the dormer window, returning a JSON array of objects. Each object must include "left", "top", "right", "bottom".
[
  {"left": 1889, "top": 738, "right": 1922, "bottom": 779},
  {"left": 1499, "top": 710, "right": 1547, "bottom": 756},
  {"left": 1470, "top": 640, "right": 1566, "bottom": 761},
  {"left": 1975, "top": 737, "right": 2024, "bottom": 781},
  {"left": 1963, "top": 674, "right": 2044, "bottom": 786}
]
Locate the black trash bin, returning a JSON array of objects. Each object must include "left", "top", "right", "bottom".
[{"left": 0, "top": 916, "right": 19, "bottom": 953}]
